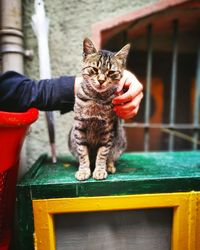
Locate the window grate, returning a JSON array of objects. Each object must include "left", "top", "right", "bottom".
[{"left": 123, "top": 19, "right": 200, "bottom": 152}]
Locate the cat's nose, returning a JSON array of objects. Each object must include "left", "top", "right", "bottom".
[
  {"left": 98, "top": 74, "right": 106, "bottom": 85},
  {"left": 98, "top": 79, "right": 105, "bottom": 85}
]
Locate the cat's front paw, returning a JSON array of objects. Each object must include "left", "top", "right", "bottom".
[
  {"left": 75, "top": 168, "right": 91, "bottom": 181},
  {"left": 93, "top": 169, "right": 108, "bottom": 180},
  {"left": 107, "top": 162, "right": 116, "bottom": 174}
]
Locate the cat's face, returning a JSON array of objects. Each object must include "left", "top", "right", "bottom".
[{"left": 82, "top": 38, "right": 130, "bottom": 93}]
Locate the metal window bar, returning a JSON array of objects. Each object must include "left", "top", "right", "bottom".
[
  {"left": 120, "top": 30, "right": 128, "bottom": 128},
  {"left": 123, "top": 19, "right": 200, "bottom": 151},
  {"left": 193, "top": 43, "right": 200, "bottom": 149},
  {"left": 144, "top": 24, "right": 153, "bottom": 151},
  {"left": 169, "top": 20, "right": 179, "bottom": 151}
]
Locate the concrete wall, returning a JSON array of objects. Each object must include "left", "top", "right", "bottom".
[{"left": 22, "top": 0, "right": 158, "bottom": 167}]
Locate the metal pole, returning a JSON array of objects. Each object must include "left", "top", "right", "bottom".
[
  {"left": 193, "top": 44, "right": 200, "bottom": 149},
  {"left": 32, "top": 0, "right": 57, "bottom": 163},
  {"left": 144, "top": 24, "right": 153, "bottom": 151},
  {"left": 169, "top": 20, "right": 179, "bottom": 151}
]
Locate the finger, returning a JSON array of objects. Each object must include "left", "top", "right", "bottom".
[
  {"left": 123, "top": 71, "right": 141, "bottom": 88},
  {"left": 114, "top": 92, "right": 143, "bottom": 113},
  {"left": 116, "top": 73, "right": 130, "bottom": 93},
  {"left": 113, "top": 83, "right": 141, "bottom": 105},
  {"left": 115, "top": 105, "right": 140, "bottom": 120},
  {"left": 113, "top": 95, "right": 142, "bottom": 121},
  {"left": 114, "top": 105, "right": 138, "bottom": 117}
]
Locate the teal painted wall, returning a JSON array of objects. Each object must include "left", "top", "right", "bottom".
[{"left": 22, "top": 0, "right": 158, "bottom": 167}]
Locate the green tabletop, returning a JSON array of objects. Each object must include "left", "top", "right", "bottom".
[{"left": 18, "top": 151, "right": 200, "bottom": 198}]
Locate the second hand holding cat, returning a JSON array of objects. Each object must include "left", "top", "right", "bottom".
[{"left": 112, "top": 70, "right": 143, "bottom": 120}]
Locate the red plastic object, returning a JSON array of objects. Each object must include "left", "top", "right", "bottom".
[{"left": 0, "top": 108, "right": 38, "bottom": 250}]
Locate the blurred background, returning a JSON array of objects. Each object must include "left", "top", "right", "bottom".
[
  {"left": 1, "top": 1, "right": 199, "bottom": 249},
  {"left": 1, "top": 0, "right": 200, "bottom": 170}
]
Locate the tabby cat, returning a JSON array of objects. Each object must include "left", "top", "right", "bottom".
[{"left": 69, "top": 38, "right": 130, "bottom": 181}]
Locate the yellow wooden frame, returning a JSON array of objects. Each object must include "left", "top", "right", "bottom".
[{"left": 32, "top": 191, "right": 200, "bottom": 250}]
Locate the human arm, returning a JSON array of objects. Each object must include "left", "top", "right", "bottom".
[
  {"left": 0, "top": 71, "right": 76, "bottom": 113},
  {"left": 112, "top": 70, "right": 143, "bottom": 120}
]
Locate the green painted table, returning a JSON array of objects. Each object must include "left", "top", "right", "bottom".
[{"left": 16, "top": 151, "right": 200, "bottom": 249}]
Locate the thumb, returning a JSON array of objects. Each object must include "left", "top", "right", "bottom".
[{"left": 116, "top": 71, "right": 129, "bottom": 93}]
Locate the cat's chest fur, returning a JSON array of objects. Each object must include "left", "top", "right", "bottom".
[
  {"left": 74, "top": 97, "right": 116, "bottom": 145},
  {"left": 75, "top": 99, "right": 113, "bottom": 119}
]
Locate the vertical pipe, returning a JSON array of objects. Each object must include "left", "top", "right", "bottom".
[
  {"left": 193, "top": 44, "right": 200, "bottom": 149},
  {"left": 0, "top": 0, "right": 24, "bottom": 73},
  {"left": 0, "top": 0, "right": 28, "bottom": 177},
  {"left": 144, "top": 24, "right": 153, "bottom": 151},
  {"left": 169, "top": 20, "right": 179, "bottom": 151}
]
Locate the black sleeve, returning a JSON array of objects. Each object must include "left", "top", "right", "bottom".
[{"left": 0, "top": 71, "right": 75, "bottom": 113}]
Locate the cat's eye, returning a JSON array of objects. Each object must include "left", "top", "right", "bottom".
[
  {"left": 91, "top": 67, "right": 98, "bottom": 74},
  {"left": 87, "top": 67, "right": 98, "bottom": 75},
  {"left": 108, "top": 70, "right": 120, "bottom": 79}
]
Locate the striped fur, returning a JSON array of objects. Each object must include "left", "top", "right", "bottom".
[{"left": 69, "top": 38, "right": 130, "bottom": 181}]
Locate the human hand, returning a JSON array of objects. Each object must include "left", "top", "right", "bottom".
[{"left": 112, "top": 70, "right": 143, "bottom": 120}]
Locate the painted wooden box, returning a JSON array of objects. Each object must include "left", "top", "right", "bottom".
[{"left": 17, "top": 151, "right": 200, "bottom": 250}]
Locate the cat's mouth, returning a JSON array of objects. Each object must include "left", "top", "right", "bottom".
[{"left": 92, "top": 83, "right": 109, "bottom": 92}]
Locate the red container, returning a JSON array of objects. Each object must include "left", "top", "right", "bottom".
[{"left": 0, "top": 108, "right": 38, "bottom": 250}]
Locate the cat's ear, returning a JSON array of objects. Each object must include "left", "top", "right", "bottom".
[
  {"left": 115, "top": 44, "right": 131, "bottom": 65},
  {"left": 83, "top": 38, "right": 97, "bottom": 58}
]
